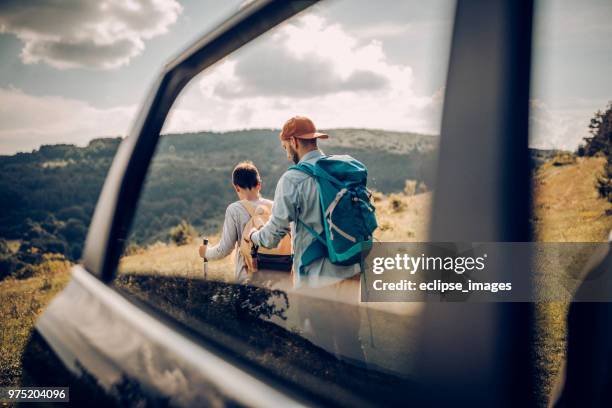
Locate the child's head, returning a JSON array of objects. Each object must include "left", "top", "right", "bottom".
[{"left": 232, "top": 161, "right": 261, "bottom": 198}]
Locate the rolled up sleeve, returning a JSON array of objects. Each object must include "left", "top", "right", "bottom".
[{"left": 252, "top": 173, "right": 296, "bottom": 249}]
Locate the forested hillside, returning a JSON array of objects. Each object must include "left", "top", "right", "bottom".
[
  {"left": 0, "top": 138, "right": 121, "bottom": 277},
  {"left": 131, "top": 129, "right": 438, "bottom": 243},
  {"left": 0, "top": 129, "right": 436, "bottom": 278}
]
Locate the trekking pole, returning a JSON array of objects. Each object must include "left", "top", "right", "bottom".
[
  {"left": 250, "top": 242, "right": 259, "bottom": 272},
  {"left": 202, "top": 237, "right": 209, "bottom": 279},
  {"left": 361, "top": 258, "right": 376, "bottom": 348}
]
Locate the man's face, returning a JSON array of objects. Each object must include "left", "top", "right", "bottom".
[{"left": 281, "top": 139, "right": 300, "bottom": 164}]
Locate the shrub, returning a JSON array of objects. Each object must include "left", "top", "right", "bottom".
[
  {"left": 57, "top": 206, "right": 88, "bottom": 222},
  {"left": 417, "top": 182, "right": 429, "bottom": 194},
  {"left": 370, "top": 190, "right": 384, "bottom": 203},
  {"left": 596, "top": 160, "right": 612, "bottom": 203},
  {"left": 0, "top": 256, "right": 18, "bottom": 280},
  {"left": 69, "top": 243, "right": 83, "bottom": 260},
  {"left": 389, "top": 194, "right": 407, "bottom": 212},
  {"left": 379, "top": 221, "right": 393, "bottom": 232},
  {"left": 0, "top": 239, "right": 9, "bottom": 256},
  {"left": 169, "top": 220, "right": 196, "bottom": 246},
  {"left": 404, "top": 180, "right": 417, "bottom": 196},
  {"left": 11, "top": 253, "right": 70, "bottom": 280},
  {"left": 59, "top": 218, "right": 87, "bottom": 242},
  {"left": 124, "top": 243, "right": 144, "bottom": 256},
  {"left": 12, "top": 264, "right": 37, "bottom": 280},
  {"left": 552, "top": 152, "right": 575, "bottom": 167}
]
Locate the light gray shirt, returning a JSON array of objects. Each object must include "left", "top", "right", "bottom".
[
  {"left": 205, "top": 198, "right": 272, "bottom": 281},
  {"left": 251, "top": 150, "right": 359, "bottom": 288}
]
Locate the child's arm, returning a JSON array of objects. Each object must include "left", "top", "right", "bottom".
[{"left": 204, "top": 205, "right": 239, "bottom": 260}]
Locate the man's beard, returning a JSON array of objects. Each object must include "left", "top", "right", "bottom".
[{"left": 289, "top": 147, "right": 300, "bottom": 164}]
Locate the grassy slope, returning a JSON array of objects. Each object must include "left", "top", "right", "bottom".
[
  {"left": 120, "top": 239, "right": 233, "bottom": 281},
  {"left": 118, "top": 192, "right": 432, "bottom": 281},
  {"left": 0, "top": 258, "right": 71, "bottom": 386},
  {"left": 534, "top": 156, "right": 611, "bottom": 241},
  {"left": 532, "top": 156, "right": 612, "bottom": 406}
]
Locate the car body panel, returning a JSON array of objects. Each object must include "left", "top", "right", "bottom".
[{"left": 28, "top": 265, "right": 307, "bottom": 407}]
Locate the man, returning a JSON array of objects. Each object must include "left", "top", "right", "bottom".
[
  {"left": 245, "top": 115, "right": 365, "bottom": 365},
  {"left": 245, "top": 115, "right": 360, "bottom": 287}
]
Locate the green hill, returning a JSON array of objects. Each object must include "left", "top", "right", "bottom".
[
  {"left": 134, "top": 129, "right": 438, "bottom": 242},
  {"left": 0, "top": 129, "right": 437, "bottom": 277}
]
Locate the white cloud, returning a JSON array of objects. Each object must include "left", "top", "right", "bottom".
[
  {"left": 165, "top": 14, "right": 444, "bottom": 135},
  {"left": 0, "top": 87, "right": 135, "bottom": 154},
  {"left": 0, "top": 12, "right": 449, "bottom": 154},
  {"left": 529, "top": 99, "right": 593, "bottom": 150},
  {"left": 0, "top": 0, "right": 182, "bottom": 70},
  {"left": 352, "top": 22, "right": 410, "bottom": 38}
]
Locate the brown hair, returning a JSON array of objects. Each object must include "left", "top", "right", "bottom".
[
  {"left": 232, "top": 161, "right": 261, "bottom": 189},
  {"left": 296, "top": 137, "right": 317, "bottom": 148}
]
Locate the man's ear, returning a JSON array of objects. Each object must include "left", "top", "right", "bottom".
[
  {"left": 233, "top": 185, "right": 240, "bottom": 193},
  {"left": 291, "top": 137, "right": 299, "bottom": 150}
]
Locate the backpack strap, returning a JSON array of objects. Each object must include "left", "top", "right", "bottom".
[
  {"left": 289, "top": 158, "right": 344, "bottom": 276},
  {"left": 297, "top": 219, "right": 328, "bottom": 276},
  {"left": 288, "top": 161, "right": 315, "bottom": 177},
  {"left": 290, "top": 161, "right": 344, "bottom": 188},
  {"left": 239, "top": 200, "right": 257, "bottom": 217},
  {"left": 289, "top": 163, "right": 330, "bottom": 275},
  {"left": 296, "top": 218, "right": 326, "bottom": 245}
]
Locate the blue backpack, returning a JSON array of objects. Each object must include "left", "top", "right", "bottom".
[{"left": 290, "top": 155, "right": 378, "bottom": 275}]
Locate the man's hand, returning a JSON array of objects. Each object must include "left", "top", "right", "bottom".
[
  {"left": 198, "top": 243, "right": 207, "bottom": 258},
  {"left": 244, "top": 228, "right": 259, "bottom": 245}
]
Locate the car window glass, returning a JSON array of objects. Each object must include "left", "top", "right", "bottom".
[
  {"left": 114, "top": 0, "right": 454, "bottom": 405},
  {"left": 530, "top": 0, "right": 612, "bottom": 403}
]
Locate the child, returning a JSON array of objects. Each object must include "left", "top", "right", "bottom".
[{"left": 198, "top": 161, "right": 272, "bottom": 281}]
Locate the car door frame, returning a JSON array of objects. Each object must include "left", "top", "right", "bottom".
[{"left": 38, "top": 0, "right": 538, "bottom": 406}]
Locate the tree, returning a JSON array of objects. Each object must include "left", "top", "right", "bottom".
[
  {"left": 581, "top": 102, "right": 612, "bottom": 203},
  {"left": 582, "top": 102, "right": 612, "bottom": 157},
  {"left": 60, "top": 218, "right": 87, "bottom": 242}
]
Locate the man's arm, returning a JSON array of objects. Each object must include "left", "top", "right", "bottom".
[{"left": 251, "top": 173, "right": 297, "bottom": 249}]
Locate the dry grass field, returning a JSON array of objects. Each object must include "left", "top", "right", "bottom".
[
  {"left": 373, "top": 191, "right": 431, "bottom": 242},
  {"left": 534, "top": 156, "right": 611, "bottom": 241},
  {"left": 118, "top": 191, "right": 432, "bottom": 282},
  {"left": 119, "top": 239, "right": 231, "bottom": 281},
  {"left": 120, "top": 196, "right": 428, "bottom": 316},
  {"left": 0, "top": 256, "right": 71, "bottom": 386}
]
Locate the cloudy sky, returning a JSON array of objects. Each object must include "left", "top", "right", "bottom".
[{"left": 0, "top": 0, "right": 610, "bottom": 154}]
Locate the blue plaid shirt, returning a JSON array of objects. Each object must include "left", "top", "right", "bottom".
[{"left": 251, "top": 150, "right": 359, "bottom": 287}]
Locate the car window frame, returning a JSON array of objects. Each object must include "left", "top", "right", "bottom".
[
  {"left": 78, "top": 0, "right": 538, "bottom": 406},
  {"left": 82, "top": 0, "right": 318, "bottom": 282}
]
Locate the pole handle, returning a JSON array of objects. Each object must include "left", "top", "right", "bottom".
[
  {"left": 202, "top": 238, "right": 208, "bottom": 262},
  {"left": 202, "top": 237, "right": 209, "bottom": 279}
]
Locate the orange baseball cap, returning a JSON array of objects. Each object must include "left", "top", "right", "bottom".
[{"left": 279, "top": 116, "right": 329, "bottom": 141}]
